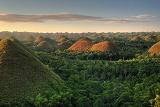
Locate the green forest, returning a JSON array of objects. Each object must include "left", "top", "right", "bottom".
[{"left": 0, "top": 32, "right": 159, "bottom": 107}]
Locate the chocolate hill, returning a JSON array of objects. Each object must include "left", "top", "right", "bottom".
[
  {"left": 130, "top": 36, "right": 144, "bottom": 42},
  {"left": 143, "top": 36, "right": 156, "bottom": 42},
  {"left": 56, "top": 36, "right": 71, "bottom": 49},
  {"left": 90, "top": 41, "right": 116, "bottom": 52},
  {"left": 67, "top": 38, "right": 92, "bottom": 52},
  {"left": 35, "top": 36, "right": 57, "bottom": 51},
  {"left": 56, "top": 35, "right": 68, "bottom": 43},
  {"left": 37, "top": 41, "right": 52, "bottom": 49},
  {"left": 34, "top": 36, "right": 45, "bottom": 44},
  {"left": 0, "top": 38, "right": 62, "bottom": 104},
  {"left": 148, "top": 41, "right": 160, "bottom": 56}
]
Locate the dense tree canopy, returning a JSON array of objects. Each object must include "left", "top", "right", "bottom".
[{"left": 0, "top": 32, "right": 160, "bottom": 107}]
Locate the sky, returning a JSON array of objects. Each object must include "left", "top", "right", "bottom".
[{"left": 0, "top": 0, "right": 160, "bottom": 33}]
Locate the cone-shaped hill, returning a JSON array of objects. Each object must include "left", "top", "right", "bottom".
[
  {"left": 0, "top": 38, "right": 62, "bottom": 104},
  {"left": 34, "top": 36, "right": 45, "bottom": 44},
  {"left": 56, "top": 36, "right": 72, "bottom": 50},
  {"left": 56, "top": 35, "right": 68, "bottom": 43},
  {"left": 143, "top": 36, "right": 156, "bottom": 42},
  {"left": 35, "top": 36, "right": 57, "bottom": 51},
  {"left": 130, "top": 36, "right": 144, "bottom": 42},
  {"left": 148, "top": 41, "right": 160, "bottom": 56},
  {"left": 35, "top": 36, "right": 56, "bottom": 45},
  {"left": 67, "top": 38, "right": 92, "bottom": 52},
  {"left": 37, "top": 41, "right": 51, "bottom": 49},
  {"left": 90, "top": 41, "right": 117, "bottom": 52}
]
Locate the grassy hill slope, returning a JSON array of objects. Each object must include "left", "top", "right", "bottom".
[{"left": 0, "top": 38, "right": 62, "bottom": 104}]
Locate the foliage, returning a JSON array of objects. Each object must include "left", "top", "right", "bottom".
[
  {"left": 1, "top": 32, "right": 160, "bottom": 107},
  {"left": 0, "top": 39, "right": 62, "bottom": 105},
  {"left": 33, "top": 52, "right": 160, "bottom": 107}
]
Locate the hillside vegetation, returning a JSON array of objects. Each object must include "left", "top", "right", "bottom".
[
  {"left": 0, "top": 38, "right": 62, "bottom": 105},
  {"left": 36, "top": 52, "right": 160, "bottom": 107},
  {"left": 0, "top": 32, "right": 159, "bottom": 107}
]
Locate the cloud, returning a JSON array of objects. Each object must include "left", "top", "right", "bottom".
[
  {"left": 131, "top": 14, "right": 155, "bottom": 19},
  {"left": 0, "top": 13, "right": 154, "bottom": 23}
]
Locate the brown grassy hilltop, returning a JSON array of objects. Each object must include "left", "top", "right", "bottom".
[
  {"left": 37, "top": 41, "right": 51, "bottom": 49},
  {"left": 130, "top": 36, "right": 144, "bottom": 42},
  {"left": 35, "top": 36, "right": 57, "bottom": 51},
  {"left": 90, "top": 41, "right": 116, "bottom": 52},
  {"left": 67, "top": 37, "right": 92, "bottom": 52},
  {"left": 0, "top": 38, "right": 62, "bottom": 104},
  {"left": 34, "top": 36, "right": 45, "bottom": 44},
  {"left": 56, "top": 35, "right": 68, "bottom": 43},
  {"left": 143, "top": 36, "right": 155, "bottom": 42},
  {"left": 148, "top": 41, "right": 160, "bottom": 56},
  {"left": 56, "top": 35, "right": 71, "bottom": 49}
]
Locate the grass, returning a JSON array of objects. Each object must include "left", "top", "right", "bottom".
[{"left": 0, "top": 38, "right": 63, "bottom": 104}]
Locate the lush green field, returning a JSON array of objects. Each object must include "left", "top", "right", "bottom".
[{"left": 28, "top": 52, "right": 160, "bottom": 107}]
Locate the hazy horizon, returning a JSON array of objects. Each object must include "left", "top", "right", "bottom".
[{"left": 0, "top": 0, "right": 160, "bottom": 32}]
